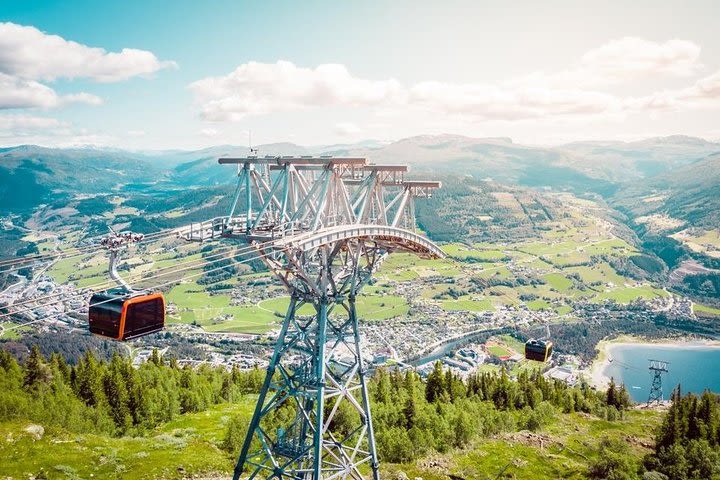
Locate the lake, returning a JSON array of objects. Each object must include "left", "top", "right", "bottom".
[{"left": 602, "top": 343, "right": 720, "bottom": 402}]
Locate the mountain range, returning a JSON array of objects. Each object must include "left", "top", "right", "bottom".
[{"left": 2, "top": 135, "right": 719, "bottom": 229}]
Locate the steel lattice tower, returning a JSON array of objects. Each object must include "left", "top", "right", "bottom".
[
  {"left": 184, "top": 156, "right": 443, "bottom": 480},
  {"left": 647, "top": 359, "right": 669, "bottom": 406}
]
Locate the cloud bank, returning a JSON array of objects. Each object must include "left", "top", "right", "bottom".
[
  {"left": 0, "top": 22, "right": 175, "bottom": 111},
  {"left": 190, "top": 37, "right": 719, "bottom": 123},
  {"left": 0, "top": 22, "right": 176, "bottom": 82}
]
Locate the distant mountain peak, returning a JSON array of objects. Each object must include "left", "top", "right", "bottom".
[
  {"left": 396, "top": 134, "right": 513, "bottom": 145},
  {"left": 634, "top": 135, "right": 717, "bottom": 146}
]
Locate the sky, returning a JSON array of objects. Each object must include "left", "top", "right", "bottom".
[{"left": 1, "top": 0, "right": 719, "bottom": 149}]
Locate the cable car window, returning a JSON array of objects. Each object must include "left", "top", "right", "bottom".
[{"left": 123, "top": 296, "right": 164, "bottom": 339}]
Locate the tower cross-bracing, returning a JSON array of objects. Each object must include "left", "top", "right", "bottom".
[{"left": 185, "top": 156, "right": 443, "bottom": 480}]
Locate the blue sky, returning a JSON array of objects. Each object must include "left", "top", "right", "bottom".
[{"left": 1, "top": 0, "right": 719, "bottom": 149}]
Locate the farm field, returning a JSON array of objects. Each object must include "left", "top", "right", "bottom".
[
  {"left": 671, "top": 228, "right": 720, "bottom": 259},
  {"left": 694, "top": 303, "right": 720, "bottom": 317},
  {"left": 29, "top": 190, "right": 675, "bottom": 340},
  {"left": 441, "top": 298, "right": 494, "bottom": 312}
]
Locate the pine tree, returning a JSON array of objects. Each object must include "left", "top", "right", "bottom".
[
  {"left": 402, "top": 395, "right": 417, "bottom": 430},
  {"left": 73, "top": 351, "right": 106, "bottom": 408},
  {"left": 606, "top": 377, "right": 617, "bottom": 408},
  {"left": 425, "top": 362, "right": 445, "bottom": 403},
  {"left": 23, "top": 345, "right": 51, "bottom": 390},
  {"left": 374, "top": 368, "right": 391, "bottom": 404}
]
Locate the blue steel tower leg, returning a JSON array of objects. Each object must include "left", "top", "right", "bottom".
[
  {"left": 349, "top": 295, "right": 380, "bottom": 480},
  {"left": 233, "top": 297, "right": 297, "bottom": 480},
  {"left": 234, "top": 243, "right": 384, "bottom": 480},
  {"left": 312, "top": 299, "right": 329, "bottom": 480}
]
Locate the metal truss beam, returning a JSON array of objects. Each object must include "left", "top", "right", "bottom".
[
  {"left": 201, "top": 156, "right": 444, "bottom": 480},
  {"left": 234, "top": 240, "right": 383, "bottom": 480}
]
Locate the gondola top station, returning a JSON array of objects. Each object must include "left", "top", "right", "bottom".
[{"left": 89, "top": 155, "right": 444, "bottom": 480}]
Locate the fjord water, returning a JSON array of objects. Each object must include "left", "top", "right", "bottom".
[{"left": 603, "top": 343, "right": 720, "bottom": 402}]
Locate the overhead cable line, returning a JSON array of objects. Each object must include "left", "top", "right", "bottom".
[
  {"left": 2, "top": 243, "right": 279, "bottom": 334},
  {"left": 0, "top": 239, "right": 271, "bottom": 320}
]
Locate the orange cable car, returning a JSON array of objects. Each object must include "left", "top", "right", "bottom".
[
  {"left": 524, "top": 339, "right": 553, "bottom": 362},
  {"left": 89, "top": 290, "right": 165, "bottom": 341},
  {"left": 88, "top": 230, "right": 166, "bottom": 341},
  {"left": 524, "top": 322, "right": 554, "bottom": 362}
]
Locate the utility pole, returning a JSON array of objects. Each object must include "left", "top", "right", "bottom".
[{"left": 647, "top": 359, "right": 669, "bottom": 407}]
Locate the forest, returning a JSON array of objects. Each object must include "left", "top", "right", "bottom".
[
  {"left": 3, "top": 347, "right": 720, "bottom": 478},
  {"left": 5, "top": 347, "right": 707, "bottom": 479},
  {"left": 645, "top": 387, "right": 720, "bottom": 479}
]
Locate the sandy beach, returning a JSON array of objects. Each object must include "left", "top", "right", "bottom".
[{"left": 587, "top": 335, "right": 720, "bottom": 390}]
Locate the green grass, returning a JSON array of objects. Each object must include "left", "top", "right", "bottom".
[
  {"left": 441, "top": 298, "right": 494, "bottom": 312},
  {"left": 167, "top": 282, "right": 231, "bottom": 309},
  {"left": 386, "top": 409, "right": 661, "bottom": 480},
  {"left": 354, "top": 295, "right": 410, "bottom": 320},
  {"left": 594, "top": 286, "right": 666, "bottom": 303},
  {"left": 583, "top": 239, "right": 636, "bottom": 256},
  {"left": 497, "top": 334, "right": 526, "bottom": 353},
  {"left": 190, "top": 306, "right": 278, "bottom": 334},
  {"left": 0, "top": 321, "right": 29, "bottom": 339},
  {"left": 526, "top": 299, "right": 551, "bottom": 311},
  {"left": 442, "top": 244, "right": 508, "bottom": 262},
  {"left": 421, "top": 284, "right": 450, "bottom": 299},
  {"left": 0, "top": 401, "right": 256, "bottom": 480},
  {"left": 486, "top": 286, "right": 521, "bottom": 306},
  {"left": 487, "top": 344, "right": 512, "bottom": 357},
  {"left": 543, "top": 273, "right": 573, "bottom": 291},
  {"left": 694, "top": 303, "right": 720, "bottom": 317},
  {"left": 565, "top": 263, "right": 625, "bottom": 285},
  {"left": 475, "top": 265, "right": 512, "bottom": 279},
  {"left": 381, "top": 268, "right": 420, "bottom": 281},
  {"left": 167, "top": 282, "right": 280, "bottom": 333},
  {"left": 257, "top": 296, "right": 316, "bottom": 316},
  {"left": 545, "top": 252, "right": 592, "bottom": 267},
  {"left": 0, "top": 389, "right": 664, "bottom": 480},
  {"left": 48, "top": 256, "right": 85, "bottom": 284},
  {"left": 379, "top": 254, "right": 461, "bottom": 280},
  {"left": 518, "top": 240, "right": 584, "bottom": 257}
]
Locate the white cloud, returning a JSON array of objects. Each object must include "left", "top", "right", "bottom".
[
  {"left": 512, "top": 38, "right": 702, "bottom": 90},
  {"left": 200, "top": 127, "right": 220, "bottom": 137},
  {"left": 189, "top": 60, "right": 625, "bottom": 122},
  {"left": 581, "top": 37, "right": 701, "bottom": 78},
  {"left": 127, "top": 130, "right": 146, "bottom": 137},
  {"left": 0, "top": 73, "right": 102, "bottom": 109},
  {"left": 623, "top": 70, "right": 720, "bottom": 112},
  {"left": 0, "top": 73, "right": 59, "bottom": 109},
  {"left": 189, "top": 38, "right": 719, "bottom": 125},
  {"left": 334, "top": 122, "right": 362, "bottom": 136},
  {"left": 62, "top": 92, "right": 104, "bottom": 106},
  {"left": 0, "top": 114, "right": 115, "bottom": 146},
  {"left": 680, "top": 70, "right": 720, "bottom": 101},
  {"left": 0, "top": 114, "right": 67, "bottom": 132},
  {"left": 0, "top": 22, "right": 177, "bottom": 82},
  {"left": 408, "top": 82, "right": 619, "bottom": 120},
  {"left": 189, "top": 60, "right": 404, "bottom": 121}
]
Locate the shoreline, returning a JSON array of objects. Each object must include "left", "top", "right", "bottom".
[{"left": 586, "top": 335, "right": 720, "bottom": 390}]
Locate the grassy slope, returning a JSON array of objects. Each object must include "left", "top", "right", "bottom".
[
  {"left": 387, "top": 409, "right": 661, "bottom": 480},
  {"left": 0, "top": 401, "right": 253, "bottom": 479},
  {"left": 0, "top": 399, "right": 662, "bottom": 480}
]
